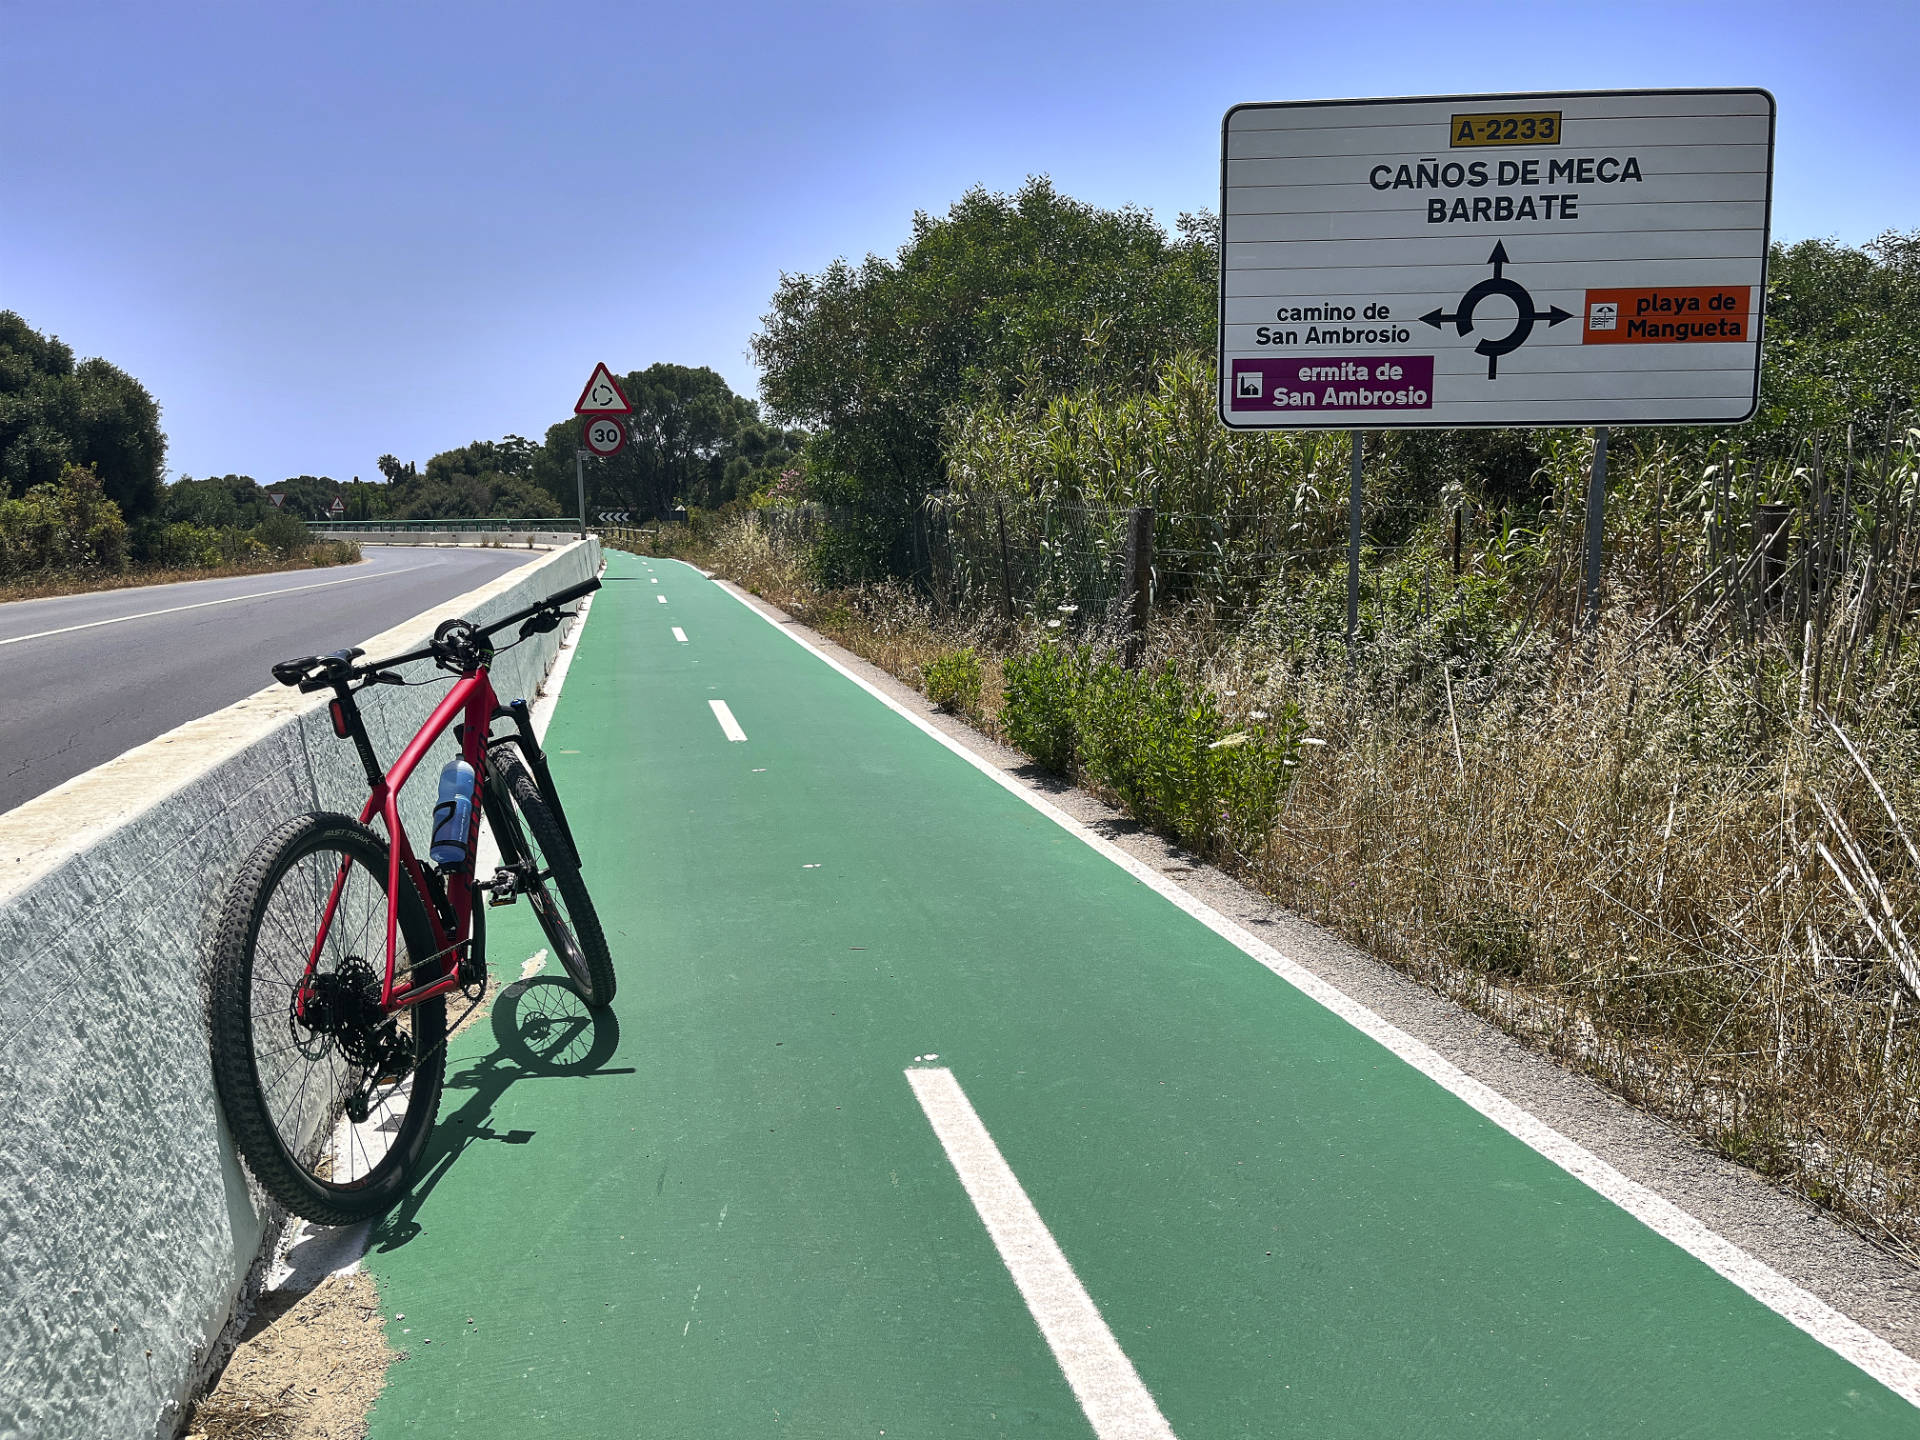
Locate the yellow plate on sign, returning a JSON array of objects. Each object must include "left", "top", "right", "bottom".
[{"left": 1451, "top": 112, "right": 1562, "bottom": 147}]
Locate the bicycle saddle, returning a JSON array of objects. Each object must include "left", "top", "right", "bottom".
[{"left": 271, "top": 648, "right": 365, "bottom": 687}]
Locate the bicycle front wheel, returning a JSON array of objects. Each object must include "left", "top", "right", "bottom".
[
  {"left": 485, "top": 750, "right": 617, "bottom": 1007},
  {"left": 208, "top": 812, "right": 447, "bottom": 1224}
]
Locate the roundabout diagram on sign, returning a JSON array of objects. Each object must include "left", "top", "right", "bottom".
[{"left": 1420, "top": 241, "right": 1572, "bottom": 380}]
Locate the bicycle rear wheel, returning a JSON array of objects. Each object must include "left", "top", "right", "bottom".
[
  {"left": 208, "top": 812, "right": 447, "bottom": 1224},
  {"left": 485, "top": 750, "right": 617, "bottom": 1007}
]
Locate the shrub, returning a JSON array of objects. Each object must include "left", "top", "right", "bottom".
[
  {"left": 253, "top": 509, "right": 310, "bottom": 557},
  {"left": 0, "top": 464, "right": 129, "bottom": 577},
  {"left": 1002, "top": 644, "right": 1085, "bottom": 773},
  {"left": 922, "top": 647, "right": 982, "bottom": 714},
  {"left": 307, "top": 539, "right": 361, "bottom": 566},
  {"left": 1076, "top": 659, "right": 1301, "bottom": 854},
  {"left": 146, "top": 521, "right": 226, "bottom": 568},
  {"left": 1001, "top": 643, "right": 1302, "bottom": 855}
]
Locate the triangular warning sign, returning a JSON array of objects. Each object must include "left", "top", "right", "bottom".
[{"left": 574, "top": 363, "right": 631, "bottom": 415}]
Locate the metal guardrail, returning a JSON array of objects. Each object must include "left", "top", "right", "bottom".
[{"left": 306, "top": 519, "right": 583, "bottom": 533}]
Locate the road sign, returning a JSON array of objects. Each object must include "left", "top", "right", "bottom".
[
  {"left": 266, "top": 492, "right": 285, "bottom": 508},
  {"left": 583, "top": 415, "right": 627, "bottom": 457},
  {"left": 1219, "top": 89, "right": 1775, "bottom": 429},
  {"left": 597, "top": 510, "right": 632, "bottom": 523},
  {"left": 327, "top": 497, "right": 345, "bottom": 516},
  {"left": 574, "top": 362, "right": 632, "bottom": 415}
]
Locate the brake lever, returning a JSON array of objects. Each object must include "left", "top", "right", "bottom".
[{"left": 517, "top": 606, "right": 567, "bottom": 639}]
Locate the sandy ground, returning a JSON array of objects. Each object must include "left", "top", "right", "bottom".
[{"left": 184, "top": 1271, "right": 394, "bottom": 1440}]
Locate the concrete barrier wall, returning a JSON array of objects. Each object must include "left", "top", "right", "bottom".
[{"left": 0, "top": 539, "right": 600, "bottom": 1440}]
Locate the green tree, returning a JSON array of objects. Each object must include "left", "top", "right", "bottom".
[
  {"left": 272, "top": 475, "right": 342, "bottom": 520},
  {"left": 1756, "top": 230, "right": 1920, "bottom": 446},
  {"left": 418, "top": 436, "right": 560, "bottom": 519},
  {"left": 161, "top": 474, "right": 268, "bottom": 528},
  {"left": 749, "top": 177, "right": 1216, "bottom": 576},
  {"left": 0, "top": 311, "right": 167, "bottom": 519},
  {"left": 336, "top": 477, "right": 389, "bottom": 520}
]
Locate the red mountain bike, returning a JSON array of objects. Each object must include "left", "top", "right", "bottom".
[{"left": 207, "top": 576, "right": 613, "bottom": 1224}]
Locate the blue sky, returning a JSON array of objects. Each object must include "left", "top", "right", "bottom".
[{"left": 2, "top": 1, "right": 1915, "bottom": 486}]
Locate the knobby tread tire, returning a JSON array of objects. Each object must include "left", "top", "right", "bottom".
[
  {"left": 207, "top": 812, "right": 447, "bottom": 1225},
  {"left": 486, "top": 751, "right": 617, "bottom": 1007}
]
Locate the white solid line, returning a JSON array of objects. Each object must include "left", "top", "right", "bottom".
[
  {"left": 713, "top": 576, "right": 1920, "bottom": 1408},
  {"left": 0, "top": 564, "right": 430, "bottom": 648},
  {"left": 672, "top": 627, "right": 688, "bottom": 643},
  {"left": 708, "top": 699, "right": 747, "bottom": 742},
  {"left": 906, "top": 1068, "right": 1177, "bottom": 1440}
]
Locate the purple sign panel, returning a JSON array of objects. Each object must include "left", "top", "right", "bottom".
[{"left": 1229, "top": 356, "right": 1434, "bottom": 414}]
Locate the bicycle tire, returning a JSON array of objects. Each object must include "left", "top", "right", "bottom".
[
  {"left": 484, "top": 750, "right": 617, "bottom": 1007},
  {"left": 208, "top": 812, "right": 447, "bottom": 1224}
]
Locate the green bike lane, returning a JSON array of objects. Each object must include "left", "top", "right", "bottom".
[{"left": 360, "top": 548, "right": 1919, "bottom": 1438}]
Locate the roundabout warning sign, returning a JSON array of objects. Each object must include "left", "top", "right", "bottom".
[{"left": 1219, "top": 89, "right": 1775, "bottom": 429}]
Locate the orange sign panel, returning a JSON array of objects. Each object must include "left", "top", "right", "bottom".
[{"left": 1582, "top": 286, "right": 1753, "bottom": 344}]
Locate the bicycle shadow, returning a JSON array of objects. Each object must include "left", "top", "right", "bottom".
[{"left": 369, "top": 976, "right": 630, "bottom": 1251}]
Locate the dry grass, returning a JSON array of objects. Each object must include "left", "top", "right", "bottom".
[
  {"left": 0, "top": 545, "right": 363, "bottom": 604},
  {"left": 184, "top": 1271, "right": 393, "bottom": 1440},
  {"left": 1242, "top": 628, "right": 1920, "bottom": 1255}
]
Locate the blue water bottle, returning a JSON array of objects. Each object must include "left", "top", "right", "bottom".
[{"left": 430, "top": 758, "right": 477, "bottom": 866}]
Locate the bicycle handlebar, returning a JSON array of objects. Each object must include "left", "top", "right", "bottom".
[{"left": 274, "top": 575, "right": 603, "bottom": 692}]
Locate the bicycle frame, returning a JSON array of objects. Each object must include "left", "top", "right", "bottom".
[{"left": 303, "top": 664, "right": 501, "bottom": 1011}]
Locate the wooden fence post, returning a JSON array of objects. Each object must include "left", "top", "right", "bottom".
[{"left": 1123, "top": 505, "right": 1155, "bottom": 668}]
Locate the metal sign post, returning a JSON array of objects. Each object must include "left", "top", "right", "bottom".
[
  {"left": 573, "top": 363, "right": 633, "bottom": 537},
  {"left": 1347, "top": 432, "right": 1363, "bottom": 649},
  {"left": 575, "top": 449, "right": 587, "bottom": 539},
  {"left": 1584, "top": 426, "right": 1610, "bottom": 627}
]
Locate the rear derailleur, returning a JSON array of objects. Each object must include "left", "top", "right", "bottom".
[{"left": 290, "top": 957, "right": 418, "bottom": 1123}]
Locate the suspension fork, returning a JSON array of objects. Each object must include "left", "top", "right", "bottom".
[{"left": 491, "top": 698, "right": 582, "bottom": 869}]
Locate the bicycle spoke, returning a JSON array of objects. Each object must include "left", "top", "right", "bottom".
[{"left": 241, "top": 836, "right": 431, "bottom": 1195}]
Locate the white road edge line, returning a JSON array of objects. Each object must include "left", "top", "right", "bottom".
[
  {"left": 709, "top": 570, "right": 1920, "bottom": 1409},
  {"left": 672, "top": 627, "right": 688, "bottom": 643},
  {"left": 907, "top": 1067, "right": 1178, "bottom": 1439},
  {"left": 709, "top": 699, "right": 747, "bottom": 742},
  {"left": 0, "top": 564, "right": 432, "bottom": 648}
]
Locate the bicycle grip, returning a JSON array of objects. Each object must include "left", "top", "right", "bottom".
[{"left": 544, "top": 577, "right": 601, "bottom": 607}]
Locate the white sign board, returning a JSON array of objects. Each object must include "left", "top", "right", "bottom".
[{"left": 1219, "top": 89, "right": 1774, "bottom": 429}]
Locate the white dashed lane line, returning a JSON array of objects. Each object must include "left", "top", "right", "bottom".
[
  {"left": 672, "top": 627, "right": 688, "bottom": 643},
  {"left": 708, "top": 699, "right": 747, "bottom": 742},
  {"left": 906, "top": 1067, "right": 1178, "bottom": 1440},
  {"left": 657, "top": 594, "right": 668, "bottom": 604}
]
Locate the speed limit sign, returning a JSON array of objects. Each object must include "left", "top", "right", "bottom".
[{"left": 582, "top": 415, "right": 626, "bottom": 457}]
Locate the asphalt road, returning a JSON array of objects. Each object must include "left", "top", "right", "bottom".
[{"left": 0, "top": 546, "right": 535, "bottom": 815}]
